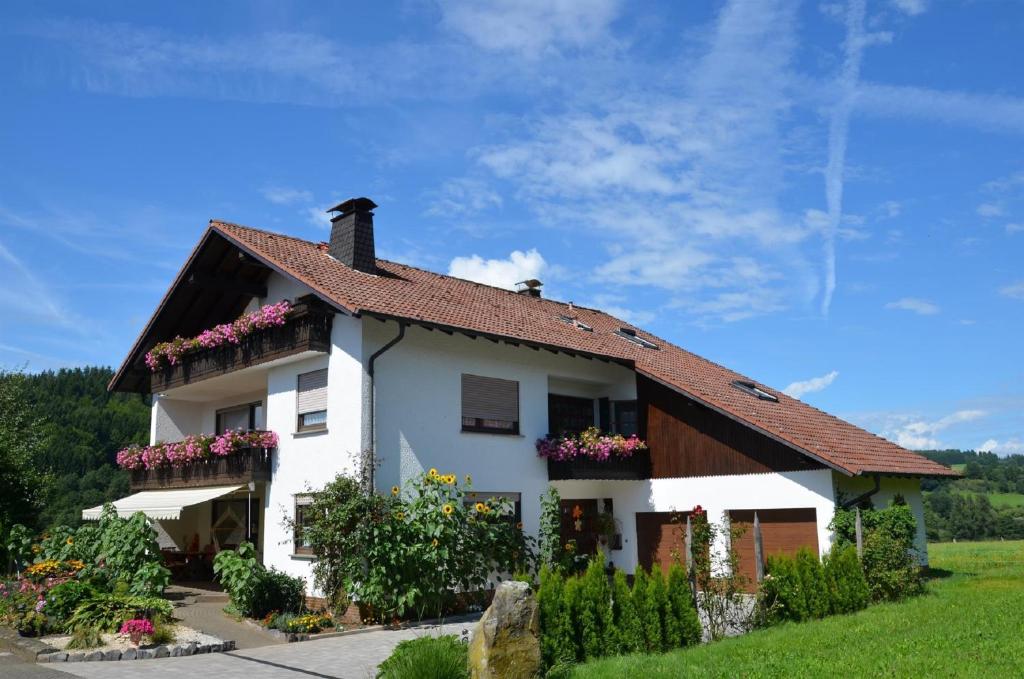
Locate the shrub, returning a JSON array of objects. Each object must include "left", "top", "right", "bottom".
[
  {"left": 150, "top": 621, "right": 176, "bottom": 645},
  {"left": 561, "top": 576, "right": 585, "bottom": 662},
  {"left": 666, "top": 563, "right": 702, "bottom": 646},
  {"left": 538, "top": 566, "right": 575, "bottom": 669},
  {"left": 95, "top": 506, "right": 171, "bottom": 596},
  {"left": 248, "top": 568, "right": 306, "bottom": 619},
  {"left": 795, "top": 549, "right": 830, "bottom": 619},
  {"left": 283, "top": 613, "right": 333, "bottom": 634},
  {"left": 824, "top": 546, "right": 870, "bottom": 614},
  {"left": 376, "top": 635, "right": 469, "bottom": 679},
  {"left": 271, "top": 612, "right": 296, "bottom": 632},
  {"left": 66, "top": 625, "right": 104, "bottom": 650},
  {"left": 45, "top": 580, "right": 99, "bottom": 630},
  {"left": 862, "top": 530, "right": 923, "bottom": 602},
  {"left": 67, "top": 593, "right": 173, "bottom": 633},
  {"left": 579, "top": 555, "right": 612, "bottom": 660},
  {"left": 631, "top": 567, "right": 661, "bottom": 653},
  {"left": 760, "top": 554, "right": 807, "bottom": 623},
  {"left": 648, "top": 566, "right": 670, "bottom": 652},
  {"left": 15, "top": 610, "right": 48, "bottom": 636},
  {"left": 610, "top": 569, "right": 642, "bottom": 654}
]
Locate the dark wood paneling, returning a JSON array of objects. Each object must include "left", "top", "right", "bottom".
[
  {"left": 560, "top": 499, "right": 599, "bottom": 556},
  {"left": 638, "top": 376, "right": 823, "bottom": 479},
  {"left": 635, "top": 511, "right": 690, "bottom": 572},
  {"left": 547, "top": 454, "right": 651, "bottom": 481},
  {"left": 729, "top": 508, "right": 819, "bottom": 585},
  {"left": 130, "top": 447, "right": 272, "bottom": 491}
]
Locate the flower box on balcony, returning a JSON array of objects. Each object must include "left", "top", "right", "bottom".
[
  {"left": 546, "top": 453, "right": 651, "bottom": 481},
  {"left": 129, "top": 446, "right": 273, "bottom": 491},
  {"left": 149, "top": 296, "right": 333, "bottom": 393}
]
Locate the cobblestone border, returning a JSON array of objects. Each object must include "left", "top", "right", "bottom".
[{"left": 37, "top": 639, "right": 237, "bottom": 663}]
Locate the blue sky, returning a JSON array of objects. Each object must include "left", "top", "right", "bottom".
[{"left": 1, "top": 0, "right": 1022, "bottom": 454}]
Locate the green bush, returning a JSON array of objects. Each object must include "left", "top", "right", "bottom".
[
  {"left": 248, "top": 568, "right": 306, "bottom": 619},
  {"left": 579, "top": 555, "right": 612, "bottom": 660},
  {"left": 150, "top": 622, "right": 176, "bottom": 645},
  {"left": 562, "top": 576, "right": 585, "bottom": 662},
  {"left": 67, "top": 593, "right": 173, "bottom": 632},
  {"left": 795, "top": 549, "right": 830, "bottom": 619},
  {"left": 824, "top": 546, "right": 870, "bottom": 614},
  {"left": 609, "top": 569, "right": 642, "bottom": 655},
  {"left": 761, "top": 554, "right": 807, "bottom": 623},
  {"left": 648, "top": 566, "right": 670, "bottom": 652},
  {"left": 862, "top": 530, "right": 923, "bottom": 602},
  {"left": 45, "top": 580, "right": 99, "bottom": 630},
  {"left": 66, "top": 625, "right": 104, "bottom": 649},
  {"left": 666, "top": 563, "right": 702, "bottom": 646},
  {"left": 376, "top": 635, "right": 469, "bottom": 679},
  {"left": 631, "top": 568, "right": 662, "bottom": 653},
  {"left": 95, "top": 506, "right": 170, "bottom": 596}
]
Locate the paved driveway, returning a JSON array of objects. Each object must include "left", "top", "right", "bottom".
[{"left": 51, "top": 619, "right": 478, "bottom": 679}]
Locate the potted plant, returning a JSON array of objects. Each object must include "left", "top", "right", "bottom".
[{"left": 120, "top": 618, "right": 154, "bottom": 646}]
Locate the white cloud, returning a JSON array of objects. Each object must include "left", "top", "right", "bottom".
[
  {"left": 448, "top": 249, "right": 547, "bottom": 290},
  {"left": 856, "top": 83, "right": 1024, "bottom": 135},
  {"left": 881, "top": 200, "right": 902, "bottom": 218},
  {"left": 892, "top": 0, "right": 927, "bottom": 16},
  {"left": 425, "top": 178, "right": 502, "bottom": 218},
  {"left": 885, "top": 297, "right": 940, "bottom": 315},
  {"left": 261, "top": 186, "right": 314, "bottom": 205},
  {"left": 305, "top": 206, "right": 332, "bottom": 228},
  {"left": 882, "top": 410, "right": 987, "bottom": 450},
  {"left": 1000, "top": 281, "right": 1024, "bottom": 300},
  {"left": 784, "top": 370, "right": 839, "bottom": 399},
  {"left": 976, "top": 203, "right": 1005, "bottom": 218},
  {"left": 1006, "top": 223, "right": 1024, "bottom": 234},
  {"left": 438, "top": 0, "right": 620, "bottom": 57},
  {"left": 978, "top": 438, "right": 1024, "bottom": 456}
]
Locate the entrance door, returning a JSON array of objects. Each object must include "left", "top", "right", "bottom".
[
  {"left": 559, "top": 499, "right": 599, "bottom": 555},
  {"left": 211, "top": 498, "right": 260, "bottom": 552}
]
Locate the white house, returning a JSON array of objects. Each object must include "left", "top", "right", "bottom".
[{"left": 90, "top": 197, "right": 956, "bottom": 590}]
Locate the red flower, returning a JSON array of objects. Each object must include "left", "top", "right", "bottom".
[{"left": 692, "top": 505, "right": 704, "bottom": 516}]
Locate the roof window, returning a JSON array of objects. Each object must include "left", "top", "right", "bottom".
[
  {"left": 731, "top": 380, "right": 778, "bottom": 402},
  {"left": 557, "top": 314, "right": 593, "bottom": 332},
  {"left": 614, "top": 327, "right": 658, "bottom": 349}
]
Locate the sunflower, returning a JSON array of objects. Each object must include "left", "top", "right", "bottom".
[
  {"left": 391, "top": 485, "right": 400, "bottom": 496},
  {"left": 474, "top": 502, "right": 486, "bottom": 513},
  {"left": 446, "top": 475, "right": 456, "bottom": 485},
  {"left": 465, "top": 474, "right": 472, "bottom": 484},
  {"left": 395, "top": 511, "right": 405, "bottom": 520},
  {"left": 66, "top": 537, "right": 74, "bottom": 545},
  {"left": 442, "top": 503, "right": 454, "bottom": 516},
  {"left": 431, "top": 538, "right": 439, "bottom": 548},
  {"left": 428, "top": 468, "right": 439, "bottom": 478}
]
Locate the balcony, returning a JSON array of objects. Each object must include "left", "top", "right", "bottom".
[
  {"left": 129, "top": 446, "right": 273, "bottom": 492},
  {"left": 546, "top": 453, "right": 651, "bottom": 481},
  {"left": 150, "top": 297, "right": 333, "bottom": 393}
]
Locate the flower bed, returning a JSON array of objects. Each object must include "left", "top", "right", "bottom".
[
  {"left": 116, "top": 430, "right": 279, "bottom": 471},
  {"left": 145, "top": 300, "right": 292, "bottom": 371},
  {"left": 536, "top": 426, "right": 647, "bottom": 462}
]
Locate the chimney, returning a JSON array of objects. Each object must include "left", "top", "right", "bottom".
[
  {"left": 515, "top": 279, "right": 543, "bottom": 298},
  {"left": 326, "top": 197, "right": 378, "bottom": 273}
]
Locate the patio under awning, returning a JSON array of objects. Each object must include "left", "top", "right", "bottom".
[{"left": 81, "top": 484, "right": 245, "bottom": 521}]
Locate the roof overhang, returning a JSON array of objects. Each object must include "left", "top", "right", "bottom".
[{"left": 81, "top": 485, "right": 245, "bottom": 521}]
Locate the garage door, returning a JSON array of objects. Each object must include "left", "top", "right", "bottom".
[
  {"left": 635, "top": 511, "right": 690, "bottom": 572},
  {"left": 729, "top": 508, "right": 819, "bottom": 585}
]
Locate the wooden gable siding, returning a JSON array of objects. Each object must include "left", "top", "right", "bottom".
[
  {"left": 637, "top": 376, "right": 824, "bottom": 479},
  {"left": 729, "top": 508, "right": 819, "bottom": 585}
]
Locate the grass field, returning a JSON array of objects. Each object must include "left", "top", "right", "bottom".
[
  {"left": 572, "top": 541, "right": 1024, "bottom": 678},
  {"left": 970, "top": 491, "right": 1024, "bottom": 508}
]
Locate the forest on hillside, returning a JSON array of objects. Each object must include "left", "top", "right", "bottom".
[
  {"left": 0, "top": 367, "right": 149, "bottom": 531},
  {"left": 919, "top": 450, "right": 1024, "bottom": 541}
]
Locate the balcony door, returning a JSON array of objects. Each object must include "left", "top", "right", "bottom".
[
  {"left": 548, "top": 394, "right": 594, "bottom": 436},
  {"left": 216, "top": 401, "right": 264, "bottom": 434}
]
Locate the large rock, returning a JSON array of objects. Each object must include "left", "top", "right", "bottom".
[{"left": 468, "top": 581, "right": 540, "bottom": 679}]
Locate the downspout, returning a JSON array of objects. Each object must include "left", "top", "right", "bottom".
[
  {"left": 840, "top": 473, "right": 881, "bottom": 510},
  {"left": 366, "top": 322, "right": 406, "bottom": 494}
]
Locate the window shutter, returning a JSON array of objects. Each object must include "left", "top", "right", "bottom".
[
  {"left": 462, "top": 374, "right": 519, "bottom": 422},
  {"left": 297, "top": 369, "right": 328, "bottom": 414}
]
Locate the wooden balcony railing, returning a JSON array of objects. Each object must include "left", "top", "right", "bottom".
[
  {"left": 129, "top": 446, "right": 273, "bottom": 491},
  {"left": 149, "top": 297, "right": 333, "bottom": 393},
  {"left": 546, "top": 452, "right": 651, "bottom": 481}
]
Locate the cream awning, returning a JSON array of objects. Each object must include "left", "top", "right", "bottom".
[{"left": 81, "top": 485, "right": 245, "bottom": 521}]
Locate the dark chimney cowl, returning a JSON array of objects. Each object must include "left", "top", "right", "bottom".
[{"left": 327, "top": 197, "right": 377, "bottom": 274}]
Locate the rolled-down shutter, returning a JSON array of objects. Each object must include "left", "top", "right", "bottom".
[
  {"left": 297, "top": 369, "right": 328, "bottom": 414},
  {"left": 462, "top": 374, "right": 519, "bottom": 422}
]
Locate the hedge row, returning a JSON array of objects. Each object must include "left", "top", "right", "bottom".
[
  {"left": 539, "top": 555, "right": 701, "bottom": 670},
  {"left": 759, "top": 545, "right": 870, "bottom": 624}
]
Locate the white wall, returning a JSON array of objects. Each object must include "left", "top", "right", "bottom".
[
  {"left": 261, "top": 311, "right": 365, "bottom": 589},
  {"left": 367, "top": 321, "right": 637, "bottom": 543},
  {"left": 553, "top": 469, "right": 837, "bottom": 574},
  {"left": 834, "top": 473, "right": 929, "bottom": 564}
]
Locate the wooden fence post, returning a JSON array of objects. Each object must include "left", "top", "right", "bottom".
[
  {"left": 753, "top": 511, "right": 764, "bottom": 583},
  {"left": 686, "top": 514, "right": 697, "bottom": 601},
  {"left": 855, "top": 507, "right": 863, "bottom": 559}
]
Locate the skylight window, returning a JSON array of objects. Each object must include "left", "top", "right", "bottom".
[
  {"left": 557, "top": 315, "right": 593, "bottom": 332},
  {"left": 614, "top": 327, "right": 658, "bottom": 349},
  {"left": 731, "top": 380, "right": 779, "bottom": 403}
]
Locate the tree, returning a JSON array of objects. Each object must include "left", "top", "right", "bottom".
[{"left": 0, "top": 370, "right": 49, "bottom": 531}]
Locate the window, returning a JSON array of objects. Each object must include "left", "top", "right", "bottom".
[
  {"left": 297, "top": 368, "right": 328, "bottom": 431},
  {"left": 730, "top": 380, "right": 779, "bottom": 403},
  {"left": 211, "top": 498, "right": 260, "bottom": 551},
  {"left": 556, "top": 314, "right": 593, "bottom": 332},
  {"left": 461, "top": 374, "right": 520, "bottom": 434},
  {"left": 548, "top": 393, "right": 594, "bottom": 436},
  {"left": 614, "top": 327, "right": 658, "bottom": 350},
  {"left": 463, "top": 491, "right": 522, "bottom": 524},
  {"left": 612, "top": 400, "right": 638, "bottom": 437},
  {"left": 215, "top": 401, "right": 263, "bottom": 434},
  {"left": 294, "top": 495, "right": 314, "bottom": 555}
]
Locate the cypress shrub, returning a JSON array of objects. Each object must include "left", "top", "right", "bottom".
[
  {"left": 579, "top": 555, "right": 612, "bottom": 660},
  {"left": 667, "top": 563, "right": 702, "bottom": 646},
  {"left": 631, "top": 568, "right": 662, "bottom": 653},
  {"left": 610, "top": 569, "right": 643, "bottom": 654},
  {"left": 763, "top": 554, "right": 807, "bottom": 622},
  {"left": 795, "top": 548, "right": 830, "bottom": 619},
  {"left": 538, "top": 566, "right": 574, "bottom": 669},
  {"left": 562, "top": 575, "right": 585, "bottom": 662},
  {"left": 824, "top": 546, "right": 870, "bottom": 614},
  {"left": 649, "top": 565, "right": 672, "bottom": 652}
]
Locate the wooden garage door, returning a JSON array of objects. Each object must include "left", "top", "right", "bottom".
[
  {"left": 635, "top": 511, "right": 690, "bottom": 572},
  {"left": 729, "top": 508, "right": 819, "bottom": 585}
]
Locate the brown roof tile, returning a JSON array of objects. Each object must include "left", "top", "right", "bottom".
[{"left": 208, "top": 220, "right": 955, "bottom": 478}]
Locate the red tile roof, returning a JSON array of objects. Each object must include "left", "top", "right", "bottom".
[{"left": 204, "top": 220, "right": 954, "bottom": 477}]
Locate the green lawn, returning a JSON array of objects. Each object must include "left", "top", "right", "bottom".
[
  {"left": 572, "top": 541, "right": 1024, "bottom": 678},
  {"left": 973, "top": 492, "right": 1024, "bottom": 508}
]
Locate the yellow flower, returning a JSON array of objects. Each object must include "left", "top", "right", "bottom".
[
  {"left": 431, "top": 539, "right": 439, "bottom": 548},
  {"left": 428, "top": 468, "right": 439, "bottom": 478},
  {"left": 66, "top": 537, "right": 74, "bottom": 545},
  {"left": 446, "top": 475, "right": 456, "bottom": 485},
  {"left": 474, "top": 502, "right": 486, "bottom": 513},
  {"left": 465, "top": 474, "right": 472, "bottom": 484},
  {"left": 442, "top": 503, "right": 454, "bottom": 516},
  {"left": 391, "top": 486, "right": 400, "bottom": 496},
  {"left": 395, "top": 511, "right": 405, "bottom": 520}
]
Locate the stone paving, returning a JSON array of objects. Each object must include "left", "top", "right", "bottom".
[{"left": 51, "top": 618, "right": 478, "bottom": 679}]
